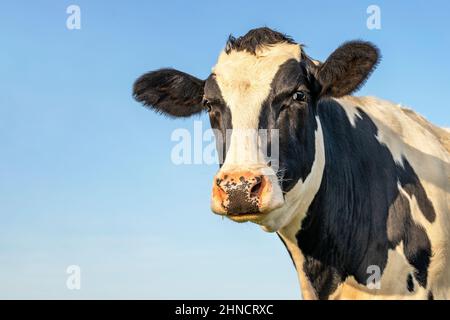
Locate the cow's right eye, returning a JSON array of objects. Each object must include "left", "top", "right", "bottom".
[
  {"left": 292, "top": 91, "right": 307, "bottom": 102},
  {"left": 203, "top": 99, "right": 212, "bottom": 112}
]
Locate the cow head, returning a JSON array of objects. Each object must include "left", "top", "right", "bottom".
[{"left": 133, "top": 28, "right": 379, "bottom": 231}]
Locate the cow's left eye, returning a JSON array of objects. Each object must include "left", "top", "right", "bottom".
[{"left": 292, "top": 91, "right": 307, "bottom": 102}]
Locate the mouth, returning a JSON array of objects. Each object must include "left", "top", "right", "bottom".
[
  {"left": 212, "top": 204, "right": 284, "bottom": 224},
  {"left": 226, "top": 212, "right": 269, "bottom": 223},
  {"left": 212, "top": 199, "right": 285, "bottom": 224}
]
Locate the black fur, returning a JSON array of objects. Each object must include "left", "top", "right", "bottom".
[
  {"left": 303, "top": 256, "right": 344, "bottom": 300},
  {"left": 387, "top": 187, "right": 432, "bottom": 288},
  {"left": 407, "top": 273, "right": 415, "bottom": 292},
  {"left": 396, "top": 160, "right": 436, "bottom": 223},
  {"left": 133, "top": 68, "right": 205, "bottom": 117},
  {"left": 317, "top": 41, "right": 380, "bottom": 97},
  {"left": 204, "top": 75, "right": 232, "bottom": 166},
  {"left": 225, "top": 27, "right": 295, "bottom": 54}
]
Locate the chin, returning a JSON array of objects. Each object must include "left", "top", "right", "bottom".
[{"left": 258, "top": 204, "right": 291, "bottom": 232}]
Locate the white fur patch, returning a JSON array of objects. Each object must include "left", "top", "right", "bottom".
[{"left": 334, "top": 96, "right": 362, "bottom": 127}]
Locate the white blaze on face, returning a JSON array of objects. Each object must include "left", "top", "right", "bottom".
[{"left": 212, "top": 43, "right": 302, "bottom": 171}]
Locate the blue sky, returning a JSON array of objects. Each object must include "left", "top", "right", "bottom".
[{"left": 0, "top": 0, "right": 448, "bottom": 299}]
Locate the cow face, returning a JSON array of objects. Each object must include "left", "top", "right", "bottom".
[{"left": 133, "top": 28, "right": 379, "bottom": 231}]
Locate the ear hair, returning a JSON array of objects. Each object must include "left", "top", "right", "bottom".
[
  {"left": 317, "top": 41, "right": 380, "bottom": 98},
  {"left": 133, "top": 68, "right": 205, "bottom": 117},
  {"left": 301, "top": 51, "right": 323, "bottom": 68}
]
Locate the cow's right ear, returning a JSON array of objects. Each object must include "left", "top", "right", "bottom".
[{"left": 133, "top": 68, "right": 205, "bottom": 117}]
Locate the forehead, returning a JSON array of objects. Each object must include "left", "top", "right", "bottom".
[
  {"left": 211, "top": 43, "right": 302, "bottom": 96},
  {"left": 208, "top": 43, "right": 302, "bottom": 128}
]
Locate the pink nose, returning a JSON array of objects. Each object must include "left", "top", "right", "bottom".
[{"left": 211, "top": 170, "right": 272, "bottom": 215}]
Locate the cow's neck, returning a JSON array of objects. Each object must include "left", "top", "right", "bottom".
[
  {"left": 277, "top": 98, "right": 385, "bottom": 300},
  {"left": 276, "top": 98, "right": 354, "bottom": 300},
  {"left": 276, "top": 102, "right": 327, "bottom": 300},
  {"left": 278, "top": 97, "right": 436, "bottom": 300}
]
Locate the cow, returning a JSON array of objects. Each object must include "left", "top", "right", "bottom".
[{"left": 132, "top": 28, "right": 450, "bottom": 300}]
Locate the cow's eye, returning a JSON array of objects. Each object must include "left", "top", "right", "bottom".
[
  {"left": 203, "top": 99, "right": 212, "bottom": 112},
  {"left": 292, "top": 91, "right": 307, "bottom": 102}
]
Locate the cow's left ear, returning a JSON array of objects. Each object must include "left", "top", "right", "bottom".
[{"left": 316, "top": 41, "right": 380, "bottom": 98}]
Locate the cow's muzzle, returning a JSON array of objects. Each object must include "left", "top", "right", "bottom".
[{"left": 211, "top": 169, "right": 283, "bottom": 220}]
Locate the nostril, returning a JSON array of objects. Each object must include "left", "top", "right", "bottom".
[
  {"left": 250, "top": 180, "right": 263, "bottom": 198},
  {"left": 216, "top": 178, "right": 223, "bottom": 189},
  {"left": 215, "top": 178, "right": 227, "bottom": 195}
]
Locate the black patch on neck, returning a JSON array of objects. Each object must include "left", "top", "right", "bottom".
[
  {"left": 428, "top": 291, "right": 434, "bottom": 300},
  {"left": 295, "top": 99, "right": 435, "bottom": 299},
  {"left": 396, "top": 159, "right": 436, "bottom": 223},
  {"left": 386, "top": 190, "right": 432, "bottom": 288},
  {"left": 303, "top": 256, "right": 344, "bottom": 300},
  {"left": 225, "top": 27, "right": 296, "bottom": 54},
  {"left": 407, "top": 273, "right": 415, "bottom": 292}
]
